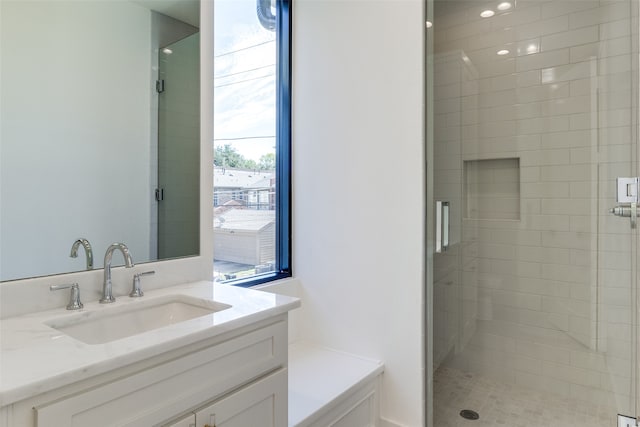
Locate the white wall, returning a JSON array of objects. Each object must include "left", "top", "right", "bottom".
[
  {"left": 0, "top": 1, "right": 152, "bottom": 280},
  {"left": 291, "top": 0, "right": 425, "bottom": 425}
]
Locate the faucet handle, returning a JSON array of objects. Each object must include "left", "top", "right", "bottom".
[
  {"left": 50, "top": 283, "right": 83, "bottom": 310},
  {"left": 130, "top": 271, "right": 155, "bottom": 297}
]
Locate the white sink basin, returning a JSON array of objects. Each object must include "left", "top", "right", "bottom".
[{"left": 46, "top": 295, "right": 231, "bottom": 345}]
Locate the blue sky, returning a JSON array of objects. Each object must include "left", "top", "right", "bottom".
[{"left": 214, "top": 0, "right": 276, "bottom": 162}]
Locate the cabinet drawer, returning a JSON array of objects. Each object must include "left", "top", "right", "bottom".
[
  {"left": 195, "top": 369, "right": 287, "bottom": 427},
  {"left": 35, "top": 321, "right": 287, "bottom": 427}
]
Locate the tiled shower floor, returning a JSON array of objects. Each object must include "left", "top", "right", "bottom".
[{"left": 433, "top": 367, "right": 613, "bottom": 427}]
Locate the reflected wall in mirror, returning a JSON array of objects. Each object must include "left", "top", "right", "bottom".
[{"left": 0, "top": 0, "right": 200, "bottom": 281}]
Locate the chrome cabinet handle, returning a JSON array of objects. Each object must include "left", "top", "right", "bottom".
[
  {"left": 436, "top": 201, "right": 450, "bottom": 253},
  {"left": 204, "top": 413, "right": 216, "bottom": 427}
]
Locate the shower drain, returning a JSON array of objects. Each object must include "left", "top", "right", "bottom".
[{"left": 460, "top": 409, "right": 480, "bottom": 420}]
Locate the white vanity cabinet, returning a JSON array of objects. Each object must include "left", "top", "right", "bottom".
[
  {"left": 163, "top": 368, "right": 286, "bottom": 427},
  {"left": 3, "top": 315, "right": 289, "bottom": 427},
  {"left": 192, "top": 369, "right": 287, "bottom": 427}
]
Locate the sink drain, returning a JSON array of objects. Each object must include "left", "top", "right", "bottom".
[{"left": 460, "top": 409, "right": 479, "bottom": 420}]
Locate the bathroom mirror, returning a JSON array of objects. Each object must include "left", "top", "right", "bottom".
[{"left": 0, "top": 0, "right": 201, "bottom": 281}]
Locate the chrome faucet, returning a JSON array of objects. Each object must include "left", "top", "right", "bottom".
[
  {"left": 100, "top": 243, "right": 134, "bottom": 304},
  {"left": 70, "top": 238, "right": 93, "bottom": 270}
]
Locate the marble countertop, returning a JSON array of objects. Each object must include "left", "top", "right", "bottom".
[{"left": 0, "top": 282, "right": 300, "bottom": 407}]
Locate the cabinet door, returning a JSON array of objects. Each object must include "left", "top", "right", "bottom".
[
  {"left": 195, "top": 369, "right": 287, "bottom": 427},
  {"left": 165, "top": 414, "right": 196, "bottom": 427},
  {"left": 34, "top": 322, "right": 286, "bottom": 427}
]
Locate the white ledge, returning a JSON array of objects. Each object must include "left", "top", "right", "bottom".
[{"left": 288, "top": 341, "right": 384, "bottom": 427}]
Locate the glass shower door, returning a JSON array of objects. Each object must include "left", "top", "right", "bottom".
[
  {"left": 157, "top": 33, "right": 201, "bottom": 260},
  {"left": 426, "top": 1, "right": 639, "bottom": 426}
]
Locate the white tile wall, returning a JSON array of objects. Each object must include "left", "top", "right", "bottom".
[
  {"left": 465, "top": 158, "right": 520, "bottom": 220},
  {"left": 433, "top": 0, "right": 636, "bottom": 419}
]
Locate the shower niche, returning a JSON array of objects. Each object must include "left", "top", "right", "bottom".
[{"left": 464, "top": 158, "right": 520, "bottom": 221}]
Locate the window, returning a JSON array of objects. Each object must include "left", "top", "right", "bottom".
[{"left": 213, "top": 0, "right": 291, "bottom": 286}]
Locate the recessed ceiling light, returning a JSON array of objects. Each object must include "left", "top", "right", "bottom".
[
  {"left": 480, "top": 9, "right": 495, "bottom": 18},
  {"left": 426, "top": 20, "right": 433, "bottom": 28},
  {"left": 497, "top": 49, "right": 510, "bottom": 55},
  {"left": 497, "top": 2, "right": 512, "bottom": 11},
  {"left": 162, "top": 48, "right": 173, "bottom": 55}
]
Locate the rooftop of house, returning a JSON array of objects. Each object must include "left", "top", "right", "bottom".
[
  {"left": 214, "top": 208, "right": 275, "bottom": 232},
  {"left": 214, "top": 167, "right": 274, "bottom": 189}
]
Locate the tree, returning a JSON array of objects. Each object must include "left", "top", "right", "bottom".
[
  {"left": 214, "top": 144, "right": 255, "bottom": 169},
  {"left": 257, "top": 153, "right": 276, "bottom": 170},
  {"left": 214, "top": 144, "right": 275, "bottom": 171}
]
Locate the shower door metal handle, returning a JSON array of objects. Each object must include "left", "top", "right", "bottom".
[{"left": 436, "top": 201, "right": 450, "bottom": 253}]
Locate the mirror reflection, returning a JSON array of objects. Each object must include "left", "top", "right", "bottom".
[{"left": 0, "top": 0, "right": 200, "bottom": 281}]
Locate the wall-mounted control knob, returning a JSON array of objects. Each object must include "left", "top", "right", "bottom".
[
  {"left": 610, "top": 206, "right": 640, "bottom": 217},
  {"left": 50, "top": 283, "right": 83, "bottom": 310},
  {"left": 130, "top": 271, "right": 155, "bottom": 297}
]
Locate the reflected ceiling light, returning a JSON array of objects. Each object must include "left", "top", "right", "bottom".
[
  {"left": 426, "top": 20, "right": 433, "bottom": 28},
  {"left": 526, "top": 43, "right": 539, "bottom": 54},
  {"left": 541, "top": 69, "right": 555, "bottom": 84},
  {"left": 497, "top": 2, "right": 512, "bottom": 11},
  {"left": 480, "top": 9, "right": 495, "bottom": 18},
  {"left": 497, "top": 49, "right": 510, "bottom": 55},
  {"left": 162, "top": 48, "right": 173, "bottom": 55}
]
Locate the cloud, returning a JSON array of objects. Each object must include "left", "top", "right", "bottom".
[{"left": 214, "top": 18, "right": 277, "bottom": 160}]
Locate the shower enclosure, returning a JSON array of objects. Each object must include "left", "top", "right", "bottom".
[
  {"left": 157, "top": 33, "right": 200, "bottom": 260},
  {"left": 426, "top": 1, "right": 639, "bottom": 425}
]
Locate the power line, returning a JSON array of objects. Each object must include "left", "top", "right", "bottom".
[
  {"left": 215, "top": 64, "right": 275, "bottom": 80},
  {"left": 214, "top": 136, "right": 275, "bottom": 141},
  {"left": 214, "top": 73, "right": 274, "bottom": 88},
  {"left": 215, "top": 39, "right": 275, "bottom": 58},
  {"left": 214, "top": 190, "right": 275, "bottom": 195}
]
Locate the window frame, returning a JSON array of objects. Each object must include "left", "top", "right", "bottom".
[{"left": 221, "top": 0, "right": 292, "bottom": 288}]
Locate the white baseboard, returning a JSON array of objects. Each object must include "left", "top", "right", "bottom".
[{"left": 379, "top": 417, "right": 403, "bottom": 427}]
